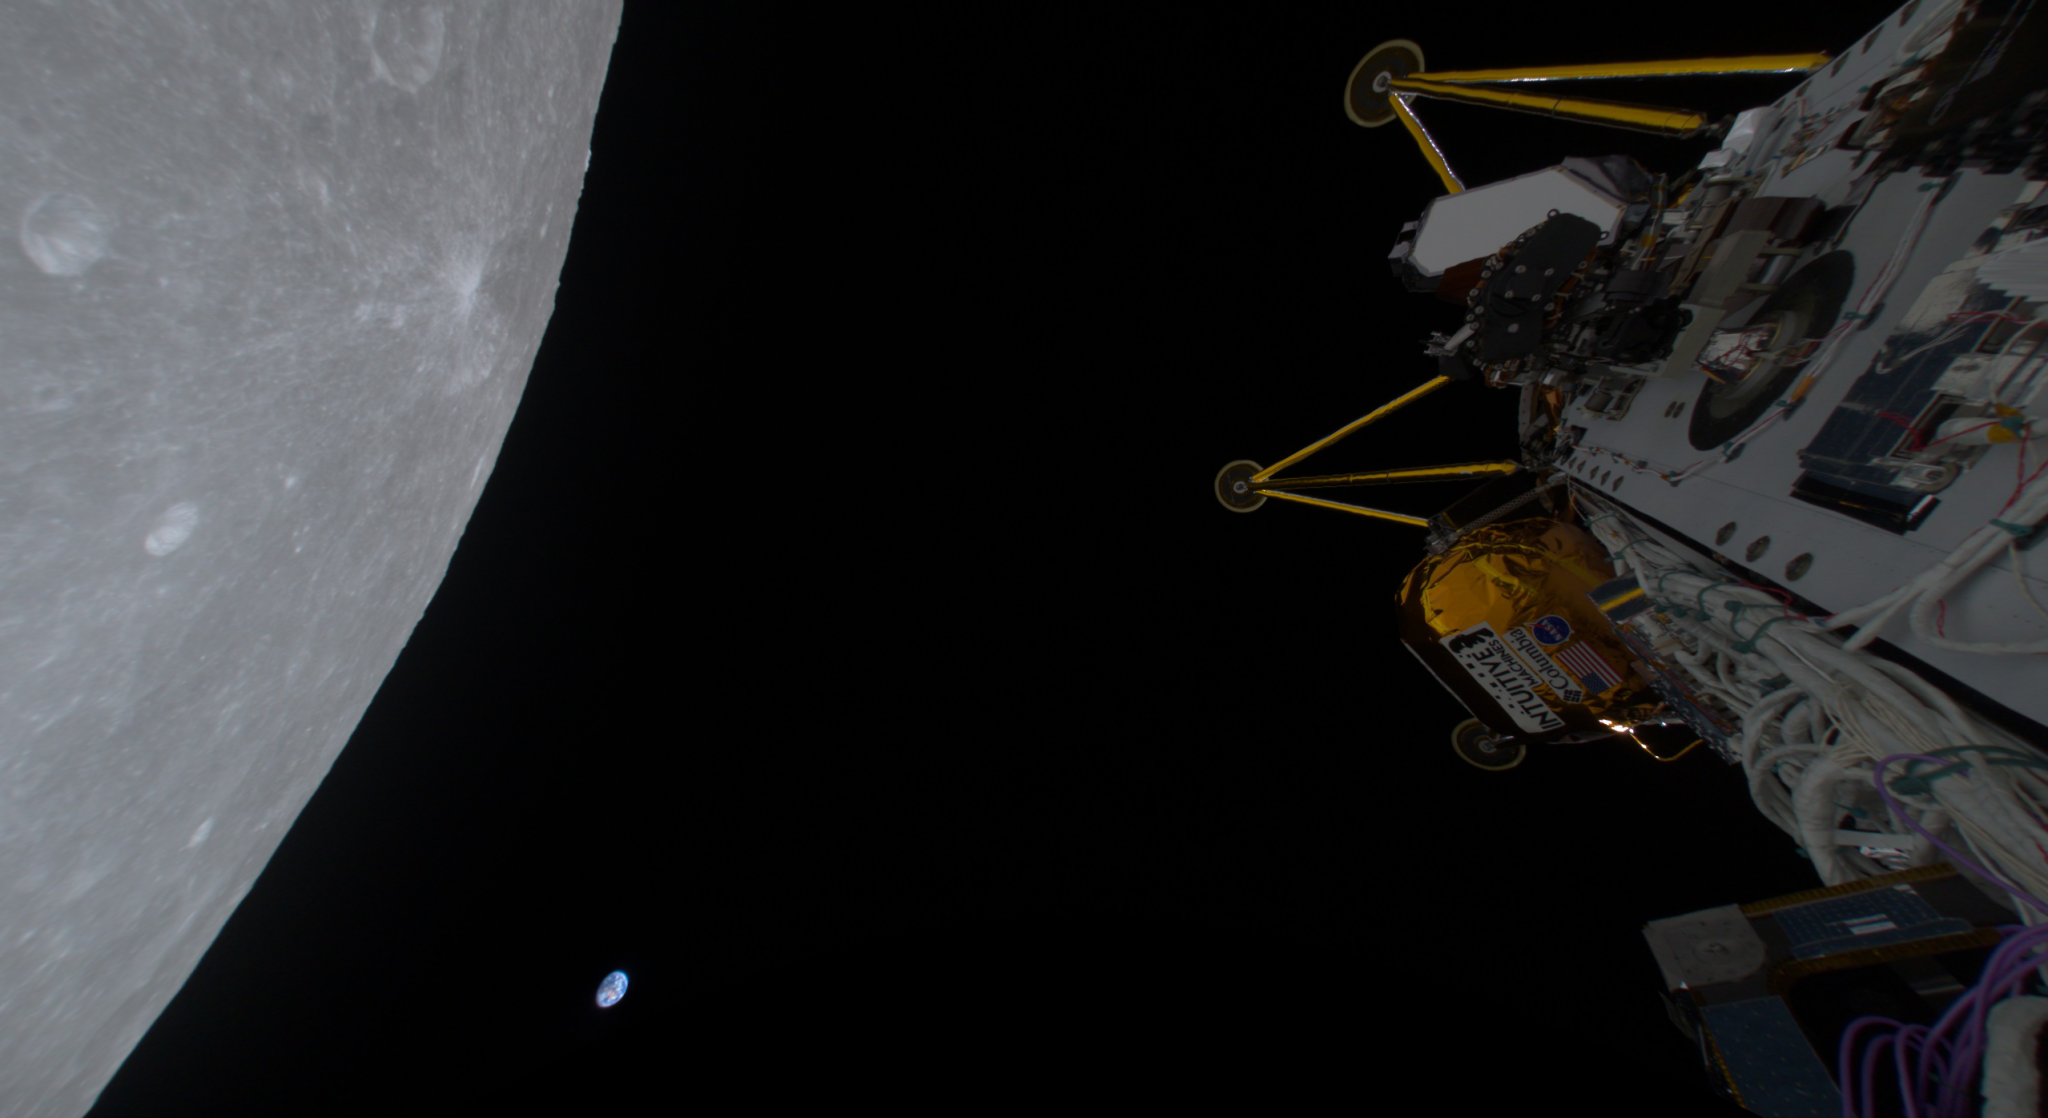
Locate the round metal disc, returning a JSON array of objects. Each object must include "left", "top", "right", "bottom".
[
  {"left": 1344, "top": 40, "right": 1424, "bottom": 129},
  {"left": 1215, "top": 460, "right": 1267, "bottom": 513},
  {"left": 1451, "top": 717, "right": 1526, "bottom": 771},
  {"left": 1688, "top": 251, "right": 1855, "bottom": 450}
]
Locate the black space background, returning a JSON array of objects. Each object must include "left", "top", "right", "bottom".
[{"left": 85, "top": 1, "right": 1913, "bottom": 1114}]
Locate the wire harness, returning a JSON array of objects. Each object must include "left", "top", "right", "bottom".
[
  {"left": 1819, "top": 452, "right": 2048, "bottom": 656},
  {"left": 1585, "top": 493, "right": 2048, "bottom": 1114},
  {"left": 1581, "top": 495, "right": 2048, "bottom": 904}
]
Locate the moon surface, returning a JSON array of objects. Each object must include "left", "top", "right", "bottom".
[
  {"left": 18, "top": 193, "right": 111, "bottom": 277},
  {"left": 0, "top": 4, "right": 622, "bottom": 1115},
  {"left": 597, "top": 971, "right": 629, "bottom": 1008}
]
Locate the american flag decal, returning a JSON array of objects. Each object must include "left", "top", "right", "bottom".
[{"left": 1555, "top": 641, "right": 1619, "bottom": 695}]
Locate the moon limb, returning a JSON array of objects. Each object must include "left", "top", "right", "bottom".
[{"left": 0, "top": 4, "right": 625, "bottom": 1115}]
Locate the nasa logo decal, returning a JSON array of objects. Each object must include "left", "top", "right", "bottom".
[{"left": 1532, "top": 615, "right": 1572, "bottom": 645}]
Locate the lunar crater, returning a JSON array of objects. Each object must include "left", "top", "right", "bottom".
[
  {"left": 369, "top": 0, "right": 449, "bottom": 93},
  {"left": 143, "top": 502, "right": 200, "bottom": 557},
  {"left": 19, "top": 193, "right": 111, "bottom": 277}
]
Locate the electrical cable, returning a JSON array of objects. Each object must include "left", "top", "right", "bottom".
[
  {"left": 1822, "top": 464, "right": 2048, "bottom": 655},
  {"left": 1579, "top": 493, "right": 2048, "bottom": 905},
  {"left": 1840, "top": 923, "right": 2048, "bottom": 1118}
]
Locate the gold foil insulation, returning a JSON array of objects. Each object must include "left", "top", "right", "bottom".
[{"left": 1398, "top": 519, "right": 1653, "bottom": 723}]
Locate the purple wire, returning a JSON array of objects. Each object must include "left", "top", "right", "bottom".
[
  {"left": 1863, "top": 1032, "right": 1895, "bottom": 1118},
  {"left": 1948, "top": 927, "right": 2048, "bottom": 1113},
  {"left": 1922, "top": 964, "right": 1982, "bottom": 1117},
  {"left": 1871, "top": 753, "right": 2048, "bottom": 1115},
  {"left": 1842, "top": 1017, "right": 1896, "bottom": 1118},
  {"left": 1896, "top": 1024, "right": 1924, "bottom": 1118},
  {"left": 1835, "top": 755, "right": 2048, "bottom": 1116},
  {"left": 1926, "top": 932, "right": 2010, "bottom": 1116},
  {"left": 1916, "top": 925, "right": 2048, "bottom": 1117},
  {"left": 1838, "top": 925, "right": 2048, "bottom": 1114},
  {"left": 1872, "top": 754, "right": 2048, "bottom": 919}
]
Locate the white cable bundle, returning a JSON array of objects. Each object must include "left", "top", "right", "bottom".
[
  {"left": 1821, "top": 464, "right": 2048, "bottom": 655},
  {"left": 1582, "top": 494, "right": 2048, "bottom": 911}
]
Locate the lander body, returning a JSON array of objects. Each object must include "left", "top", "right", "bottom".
[{"left": 1218, "top": 2, "right": 2048, "bottom": 1113}]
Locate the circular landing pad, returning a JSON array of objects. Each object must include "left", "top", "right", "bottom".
[
  {"left": 1215, "top": 460, "right": 1266, "bottom": 513},
  {"left": 1452, "top": 718, "right": 1526, "bottom": 771},
  {"left": 1344, "top": 40, "right": 1424, "bottom": 129}
]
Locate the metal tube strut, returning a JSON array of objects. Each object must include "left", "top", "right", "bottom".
[
  {"left": 1386, "top": 75, "right": 1708, "bottom": 135},
  {"left": 1256, "top": 489, "right": 1431, "bottom": 526},
  {"left": 1247, "top": 461, "right": 1518, "bottom": 491},
  {"left": 1410, "top": 53, "right": 1829, "bottom": 83},
  {"left": 1391, "top": 95, "right": 1463, "bottom": 194},
  {"left": 1250, "top": 375, "right": 1453, "bottom": 483}
]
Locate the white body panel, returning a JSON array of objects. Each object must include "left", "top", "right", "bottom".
[{"left": 1558, "top": 0, "right": 2048, "bottom": 731}]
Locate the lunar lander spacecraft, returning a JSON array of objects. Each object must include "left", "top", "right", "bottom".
[{"left": 1217, "top": 3, "right": 2048, "bottom": 1113}]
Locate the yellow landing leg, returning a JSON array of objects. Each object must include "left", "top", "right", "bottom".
[
  {"left": 1214, "top": 376, "right": 1518, "bottom": 525},
  {"left": 1252, "top": 375, "right": 1452, "bottom": 483},
  {"left": 1390, "top": 95, "right": 1463, "bottom": 194},
  {"left": 1344, "top": 40, "right": 1831, "bottom": 186},
  {"left": 1386, "top": 76, "right": 1709, "bottom": 136},
  {"left": 1413, "top": 54, "right": 1829, "bottom": 84},
  {"left": 1250, "top": 461, "right": 1519, "bottom": 492},
  {"left": 1257, "top": 490, "right": 1431, "bottom": 526}
]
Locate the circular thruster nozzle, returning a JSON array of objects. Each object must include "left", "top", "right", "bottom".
[
  {"left": 1343, "top": 39, "right": 1424, "bottom": 129},
  {"left": 1214, "top": 459, "right": 1267, "bottom": 513}
]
